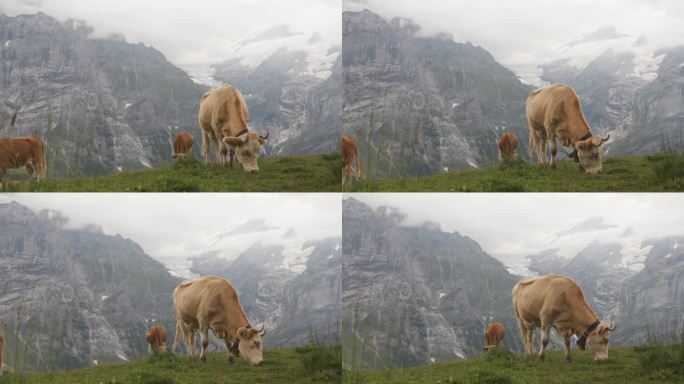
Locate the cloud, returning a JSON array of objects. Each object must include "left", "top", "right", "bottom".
[
  {"left": 347, "top": 0, "right": 684, "bottom": 83},
  {"left": 348, "top": 193, "right": 684, "bottom": 269},
  {"left": 6, "top": 193, "right": 341, "bottom": 276},
  {"left": 1, "top": 0, "right": 341, "bottom": 81}
]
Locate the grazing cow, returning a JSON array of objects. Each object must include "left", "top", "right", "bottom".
[
  {"left": 484, "top": 323, "right": 505, "bottom": 351},
  {"left": 526, "top": 84, "right": 610, "bottom": 174},
  {"left": 198, "top": 85, "right": 268, "bottom": 173},
  {"left": 512, "top": 274, "right": 616, "bottom": 362},
  {"left": 147, "top": 325, "right": 168, "bottom": 353},
  {"left": 172, "top": 132, "right": 195, "bottom": 160},
  {"left": 341, "top": 136, "right": 361, "bottom": 186},
  {"left": 172, "top": 276, "right": 265, "bottom": 365},
  {"left": 498, "top": 133, "right": 519, "bottom": 161},
  {"left": 0, "top": 137, "right": 47, "bottom": 188},
  {"left": 0, "top": 331, "right": 3, "bottom": 373}
]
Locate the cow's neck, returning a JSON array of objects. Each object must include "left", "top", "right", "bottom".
[
  {"left": 573, "top": 306, "right": 599, "bottom": 336},
  {"left": 227, "top": 311, "right": 251, "bottom": 340}
]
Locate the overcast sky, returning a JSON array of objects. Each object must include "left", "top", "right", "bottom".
[
  {"left": 346, "top": 0, "right": 684, "bottom": 84},
  {"left": 349, "top": 193, "right": 684, "bottom": 271},
  {"left": 1, "top": 193, "right": 341, "bottom": 275},
  {"left": 0, "top": 0, "right": 341, "bottom": 82}
]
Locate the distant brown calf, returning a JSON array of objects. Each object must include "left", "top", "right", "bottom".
[
  {"left": 0, "top": 331, "right": 4, "bottom": 373},
  {"left": 172, "top": 132, "right": 195, "bottom": 159},
  {"left": 484, "top": 323, "right": 505, "bottom": 351},
  {"left": 341, "top": 136, "right": 361, "bottom": 187},
  {"left": 147, "top": 325, "right": 168, "bottom": 353},
  {"left": 0, "top": 136, "right": 47, "bottom": 188},
  {"left": 498, "top": 133, "right": 519, "bottom": 161}
]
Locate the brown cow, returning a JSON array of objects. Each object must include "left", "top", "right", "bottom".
[
  {"left": 0, "top": 137, "right": 47, "bottom": 188},
  {"left": 172, "top": 132, "right": 195, "bottom": 160},
  {"left": 512, "top": 274, "right": 616, "bottom": 362},
  {"left": 172, "top": 276, "right": 265, "bottom": 365},
  {"left": 526, "top": 84, "right": 610, "bottom": 174},
  {"left": 484, "top": 323, "right": 505, "bottom": 351},
  {"left": 0, "top": 331, "right": 4, "bottom": 373},
  {"left": 498, "top": 133, "right": 519, "bottom": 161},
  {"left": 198, "top": 85, "right": 268, "bottom": 173},
  {"left": 147, "top": 325, "right": 168, "bottom": 353},
  {"left": 341, "top": 136, "right": 361, "bottom": 187}
]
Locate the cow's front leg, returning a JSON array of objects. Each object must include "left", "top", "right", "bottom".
[
  {"left": 549, "top": 138, "right": 557, "bottom": 169},
  {"left": 199, "top": 327, "right": 209, "bottom": 362},
  {"left": 225, "top": 339, "right": 239, "bottom": 364},
  {"left": 25, "top": 161, "right": 35, "bottom": 180},
  {"left": 564, "top": 334, "right": 572, "bottom": 362},
  {"left": 538, "top": 323, "right": 552, "bottom": 361},
  {"left": 229, "top": 150, "right": 235, "bottom": 170}
]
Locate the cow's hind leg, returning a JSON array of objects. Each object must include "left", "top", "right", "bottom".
[
  {"left": 172, "top": 321, "right": 182, "bottom": 354},
  {"left": 199, "top": 325, "right": 210, "bottom": 362},
  {"left": 549, "top": 136, "right": 558, "bottom": 169},
  {"left": 538, "top": 322, "right": 552, "bottom": 361},
  {"left": 25, "top": 161, "right": 35, "bottom": 181},
  {"left": 201, "top": 130, "right": 211, "bottom": 164}
]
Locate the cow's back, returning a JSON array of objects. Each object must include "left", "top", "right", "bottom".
[
  {"left": 513, "top": 274, "right": 589, "bottom": 321},
  {"left": 198, "top": 85, "right": 248, "bottom": 136},
  {"left": 173, "top": 276, "right": 242, "bottom": 324},
  {"left": 526, "top": 84, "right": 583, "bottom": 129}
]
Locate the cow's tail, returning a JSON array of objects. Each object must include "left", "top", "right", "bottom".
[
  {"left": 36, "top": 139, "right": 47, "bottom": 181},
  {"left": 354, "top": 145, "right": 362, "bottom": 180}
]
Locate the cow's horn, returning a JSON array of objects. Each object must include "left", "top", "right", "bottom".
[
  {"left": 255, "top": 323, "right": 266, "bottom": 336},
  {"left": 259, "top": 132, "right": 269, "bottom": 140},
  {"left": 601, "top": 134, "right": 610, "bottom": 143},
  {"left": 607, "top": 322, "right": 616, "bottom": 331}
]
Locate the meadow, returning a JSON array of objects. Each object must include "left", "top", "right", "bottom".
[
  {"left": 0, "top": 344, "right": 342, "bottom": 384},
  {"left": 344, "top": 342, "right": 684, "bottom": 384},
  {"left": 347, "top": 154, "right": 684, "bottom": 192},
  {"left": 1, "top": 154, "right": 341, "bottom": 192}
]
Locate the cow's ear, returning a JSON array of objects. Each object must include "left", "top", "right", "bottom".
[
  {"left": 238, "top": 327, "right": 250, "bottom": 340},
  {"left": 258, "top": 137, "right": 267, "bottom": 145},
  {"left": 575, "top": 140, "right": 592, "bottom": 151},
  {"left": 223, "top": 136, "right": 247, "bottom": 147}
]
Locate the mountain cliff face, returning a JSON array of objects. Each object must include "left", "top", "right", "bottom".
[
  {"left": 528, "top": 237, "right": 684, "bottom": 346},
  {"left": 342, "top": 10, "right": 532, "bottom": 176},
  {"left": 190, "top": 238, "right": 342, "bottom": 347},
  {"left": 342, "top": 198, "right": 522, "bottom": 370},
  {"left": 212, "top": 46, "right": 342, "bottom": 157},
  {"left": 0, "top": 202, "right": 181, "bottom": 371},
  {"left": 0, "top": 12, "right": 208, "bottom": 177}
]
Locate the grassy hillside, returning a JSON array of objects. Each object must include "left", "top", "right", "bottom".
[
  {"left": 345, "top": 343, "right": 684, "bottom": 384},
  {"left": 0, "top": 344, "right": 341, "bottom": 384},
  {"left": 2, "top": 154, "right": 341, "bottom": 192},
  {"left": 348, "top": 154, "right": 684, "bottom": 192}
]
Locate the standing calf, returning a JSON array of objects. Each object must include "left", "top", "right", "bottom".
[
  {"left": 172, "top": 132, "right": 195, "bottom": 160},
  {"left": 341, "top": 136, "right": 361, "bottom": 187}
]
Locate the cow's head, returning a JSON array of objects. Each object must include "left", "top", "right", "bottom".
[
  {"left": 237, "top": 324, "right": 266, "bottom": 366},
  {"left": 575, "top": 135, "right": 610, "bottom": 174},
  {"left": 578, "top": 322, "right": 616, "bottom": 361},
  {"left": 222, "top": 132, "right": 268, "bottom": 173}
]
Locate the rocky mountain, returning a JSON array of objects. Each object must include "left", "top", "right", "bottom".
[
  {"left": 0, "top": 201, "right": 181, "bottom": 371},
  {"left": 342, "top": 10, "right": 532, "bottom": 177},
  {"left": 527, "top": 237, "right": 684, "bottom": 346},
  {"left": 190, "top": 237, "right": 342, "bottom": 347},
  {"left": 211, "top": 31, "right": 342, "bottom": 156},
  {"left": 541, "top": 46, "right": 684, "bottom": 156},
  {"left": 342, "top": 198, "right": 522, "bottom": 370},
  {"left": 0, "top": 12, "right": 208, "bottom": 177}
]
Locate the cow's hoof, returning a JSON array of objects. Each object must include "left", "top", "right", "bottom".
[
  {"left": 200, "top": 355, "right": 207, "bottom": 363},
  {"left": 565, "top": 356, "right": 573, "bottom": 363},
  {"left": 538, "top": 355, "right": 545, "bottom": 362},
  {"left": 228, "top": 356, "right": 235, "bottom": 364}
]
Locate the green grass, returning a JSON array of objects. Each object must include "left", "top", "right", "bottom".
[
  {"left": 2, "top": 154, "right": 341, "bottom": 192},
  {"left": 344, "top": 344, "right": 684, "bottom": 384},
  {"left": 0, "top": 345, "right": 342, "bottom": 384},
  {"left": 348, "top": 156, "right": 684, "bottom": 192}
]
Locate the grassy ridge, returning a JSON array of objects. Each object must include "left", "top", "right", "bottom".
[
  {"left": 349, "top": 155, "right": 684, "bottom": 192},
  {"left": 345, "top": 344, "right": 684, "bottom": 384},
  {"left": 2, "top": 154, "right": 341, "bottom": 192},
  {"left": 0, "top": 345, "right": 342, "bottom": 384}
]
